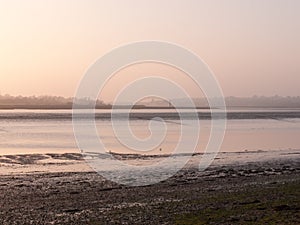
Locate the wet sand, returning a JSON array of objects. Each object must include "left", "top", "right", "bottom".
[{"left": 0, "top": 153, "right": 299, "bottom": 224}]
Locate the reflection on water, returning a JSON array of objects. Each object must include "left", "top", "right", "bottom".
[{"left": 0, "top": 109, "right": 299, "bottom": 156}]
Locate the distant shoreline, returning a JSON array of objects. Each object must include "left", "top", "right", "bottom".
[
  {"left": 0, "top": 111, "right": 300, "bottom": 120},
  {"left": 1, "top": 105, "right": 300, "bottom": 110},
  {"left": 2, "top": 95, "right": 300, "bottom": 109},
  {"left": 0, "top": 105, "right": 211, "bottom": 110}
]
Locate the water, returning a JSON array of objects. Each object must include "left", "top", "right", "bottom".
[{"left": 0, "top": 108, "right": 300, "bottom": 156}]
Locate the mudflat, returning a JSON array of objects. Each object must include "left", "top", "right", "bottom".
[{"left": 0, "top": 155, "right": 299, "bottom": 224}]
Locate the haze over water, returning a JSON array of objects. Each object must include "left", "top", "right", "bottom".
[{"left": 1, "top": 108, "right": 299, "bottom": 160}]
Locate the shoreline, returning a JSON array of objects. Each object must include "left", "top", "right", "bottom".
[
  {"left": 0, "top": 155, "right": 299, "bottom": 224},
  {"left": 0, "top": 150, "right": 299, "bottom": 224},
  {"left": 1, "top": 111, "right": 300, "bottom": 121},
  {"left": 0, "top": 149, "right": 300, "bottom": 171}
]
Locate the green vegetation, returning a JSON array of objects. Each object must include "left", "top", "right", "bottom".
[{"left": 175, "top": 182, "right": 300, "bottom": 224}]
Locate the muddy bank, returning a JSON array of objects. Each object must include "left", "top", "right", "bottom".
[{"left": 0, "top": 158, "right": 299, "bottom": 224}]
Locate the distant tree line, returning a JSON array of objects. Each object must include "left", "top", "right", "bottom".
[
  {"left": 225, "top": 96, "right": 300, "bottom": 108},
  {"left": 1, "top": 94, "right": 300, "bottom": 109},
  {"left": 170, "top": 96, "right": 300, "bottom": 108},
  {"left": 0, "top": 95, "right": 107, "bottom": 109}
]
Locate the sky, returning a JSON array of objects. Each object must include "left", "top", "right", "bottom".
[{"left": 0, "top": 0, "right": 299, "bottom": 102}]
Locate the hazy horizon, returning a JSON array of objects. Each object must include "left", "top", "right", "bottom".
[
  {"left": 1, "top": 94, "right": 300, "bottom": 109},
  {"left": 1, "top": 93, "right": 300, "bottom": 98}
]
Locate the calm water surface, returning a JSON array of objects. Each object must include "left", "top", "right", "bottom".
[{"left": 0, "top": 109, "right": 299, "bottom": 155}]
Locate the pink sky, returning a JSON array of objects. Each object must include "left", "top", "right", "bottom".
[{"left": 0, "top": 0, "right": 299, "bottom": 101}]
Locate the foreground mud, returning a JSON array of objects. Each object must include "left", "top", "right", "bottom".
[{"left": 0, "top": 159, "right": 299, "bottom": 224}]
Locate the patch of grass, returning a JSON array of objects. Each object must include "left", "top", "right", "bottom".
[{"left": 175, "top": 182, "right": 300, "bottom": 224}]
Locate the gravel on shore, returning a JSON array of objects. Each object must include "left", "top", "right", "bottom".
[{"left": 0, "top": 157, "right": 299, "bottom": 225}]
